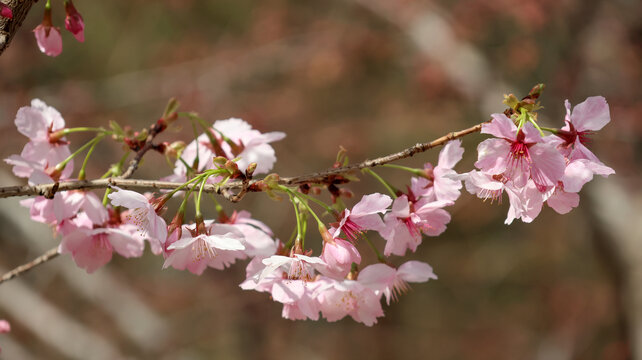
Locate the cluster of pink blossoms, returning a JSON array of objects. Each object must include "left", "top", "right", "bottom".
[
  {"left": 5, "top": 93, "right": 614, "bottom": 326},
  {"left": 462, "top": 96, "right": 614, "bottom": 224}
]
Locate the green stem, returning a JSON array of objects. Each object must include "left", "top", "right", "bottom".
[
  {"left": 382, "top": 163, "right": 425, "bottom": 177},
  {"left": 77, "top": 135, "right": 104, "bottom": 180},
  {"left": 288, "top": 193, "right": 304, "bottom": 248},
  {"left": 280, "top": 186, "right": 325, "bottom": 227},
  {"left": 363, "top": 168, "right": 397, "bottom": 198},
  {"left": 293, "top": 191, "right": 335, "bottom": 215},
  {"left": 55, "top": 135, "right": 104, "bottom": 172},
  {"left": 539, "top": 126, "right": 558, "bottom": 134},
  {"left": 61, "top": 127, "right": 112, "bottom": 136}
]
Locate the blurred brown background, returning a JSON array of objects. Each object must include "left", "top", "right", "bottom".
[{"left": 0, "top": 0, "right": 640, "bottom": 359}]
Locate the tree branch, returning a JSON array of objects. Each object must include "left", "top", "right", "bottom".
[
  {"left": 0, "top": 120, "right": 487, "bottom": 199},
  {"left": 0, "top": 247, "right": 58, "bottom": 283},
  {"left": 0, "top": 0, "right": 38, "bottom": 56}
]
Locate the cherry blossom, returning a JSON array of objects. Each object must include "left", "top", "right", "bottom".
[
  {"left": 6, "top": 99, "right": 73, "bottom": 179},
  {"left": 108, "top": 187, "right": 168, "bottom": 248},
  {"left": 358, "top": 261, "right": 437, "bottom": 304},
  {"left": 34, "top": 7, "right": 63, "bottom": 58},
  {"left": 316, "top": 278, "right": 384, "bottom": 326},
  {"left": 475, "top": 113, "right": 565, "bottom": 192},
  {"left": 64, "top": 0, "right": 85, "bottom": 42},
  {"left": 321, "top": 238, "right": 361, "bottom": 278},
  {"left": 411, "top": 140, "right": 465, "bottom": 202},
  {"left": 163, "top": 223, "right": 245, "bottom": 275},
  {"left": 58, "top": 213, "right": 145, "bottom": 273},
  {"left": 212, "top": 118, "right": 286, "bottom": 174},
  {"left": 0, "top": 3, "right": 12, "bottom": 19},
  {"left": 332, "top": 193, "right": 392, "bottom": 242},
  {"left": 381, "top": 195, "right": 452, "bottom": 256}
]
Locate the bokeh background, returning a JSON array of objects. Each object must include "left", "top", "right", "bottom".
[{"left": 0, "top": 0, "right": 640, "bottom": 359}]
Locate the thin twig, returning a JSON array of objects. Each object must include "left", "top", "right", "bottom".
[
  {"left": 0, "top": 120, "right": 486, "bottom": 284},
  {"left": 0, "top": 120, "right": 487, "bottom": 199},
  {"left": 0, "top": 247, "right": 59, "bottom": 283}
]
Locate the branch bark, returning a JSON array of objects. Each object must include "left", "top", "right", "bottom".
[
  {"left": 0, "top": 120, "right": 487, "bottom": 199},
  {"left": 0, "top": 0, "right": 38, "bottom": 56}
]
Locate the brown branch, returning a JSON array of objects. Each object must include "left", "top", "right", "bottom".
[
  {"left": 0, "top": 247, "right": 59, "bottom": 283},
  {"left": 0, "top": 0, "right": 38, "bottom": 56},
  {"left": 0, "top": 120, "right": 487, "bottom": 284},
  {"left": 0, "top": 120, "right": 487, "bottom": 199},
  {"left": 120, "top": 120, "right": 168, "bottom": 179}
]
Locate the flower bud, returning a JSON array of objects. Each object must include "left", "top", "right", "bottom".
[
  {"left": 0, "top": 3, "right": 13, "bottom": 19},
  {"left": 64, "top": 0, "right": 85, "bottom": 42},
  {"left": 246, "top": 162, "right": 257, "bottom": 177},
  {"left": 33, "top": 7, "right": 62, "bottom": 57}
]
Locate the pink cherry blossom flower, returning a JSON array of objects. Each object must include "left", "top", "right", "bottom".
[
  {"left": 260, "top": 254, "right": 327, "bottom": 282},
  {"left": 163, "top": 223, "right": 245, "bottom": 275},
  {"left": 221, "top": 210, "right": 277, "bottom": 258},
  {"left": 64, "top": 0, "right": 84, "bottom": 42},
  {"left": 554, "top": 97, "right": 614, "bottom": 167},
  {"left": 332, "top": 193, "right": 392, "bottom": 242},
  {"left": 381, "top": 195, "right": 452, "bottom": 256},
  {"left": 411, "top": 140, "right": 465, "bottom": 202},
  {"left": 59, "top": 213, "right": 145, "bottom": 273},
  {"left": 0, "top": 3, "right": 12, "bottom": 19},
  {"left": 213, "top": 118, "right": 286, "bottom": 174},
  {"left": 271, "top": 279, "right": 322, "bottom": 321},
  {"left": 358, "top": 261, "right": 437, "bottom": 304},
  {"left": 33, "top": 7, "right": 63, "bottom": 57},
  {"left": 544, "top": 159, "right": 614, "bottom": 215},
  {"left": 6, "top": 99, "right": 73, "bottom": 179},
  {"left": 316, "top": 278, "right": 384, "bottom": 326},
  {"left": 475, "top": 113, "right": 565, "bottom": 192},
  {"left": 462, "top": 171, "right": 543, "bottom": 224},
  {"left": 321, "top": 238, "right": 361, "bottom": 279},
  {"left": 108, "top": 187, "right": 168, "bottom": 246}
]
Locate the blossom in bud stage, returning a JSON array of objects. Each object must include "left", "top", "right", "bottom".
[
  {"left": 321, "top": 238, "right": 361, "bottom": 278},
  {"left": 108, "top": 187, "right": 168, "bottom": 248},
  {"left": 475, "top": 113, "right": 565, "bottom": 192},
  {"left": 163, "top": 223, "right": 245, "bottom": 275},
  {"left": 333, "top": 193, "right": 392, "bottom": 242},
  {"left": 0, "top": 3, "right": 12, "bottom": 19},
  {"left": 381, "top": 195, "right": 452, "bottom": 256},
  {"left": 6, "top": 99, "right": 73, "bottom": 179},
  {"left": 212, "top": 118, "right": 286, "bottom": 174},
  {"left": 358, "top": 261, "right": 437, "bottom": 305},
  {"left": 64, "top": 0, "right": 84, "bottom": 42},
  {"left": 411, "top": 140, "right": 465, "bottom": 202},
  {"left": 34, "top": 7, "right": 63, "bottom": 57}
]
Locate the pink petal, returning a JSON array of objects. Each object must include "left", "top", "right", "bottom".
[
  {"left": 481, "top": 113, "right": 517, "bottom": 139},
  {"left": 397, "top": 261, "right": 438, "bottom": 282},
  {"left": 571, "top": 96, "right": 610, "bottom": 132},
  {"left": 529, "top": 143, "right": 566, "bottom": 189},
  {"left": 475, "top": 138, "right": 510, "bottom": 174},
  {"left": 351, "top": 193, "right": 392, "bottom": 216},
  {"left": 437, "top": 139, "right": 464, "bottom": 169},
  {"left": 33, "top": 25, "right": 63, "bottom": 57},
  {"left": 547, "top": 191, "right": 579, "bottom": 214}
]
